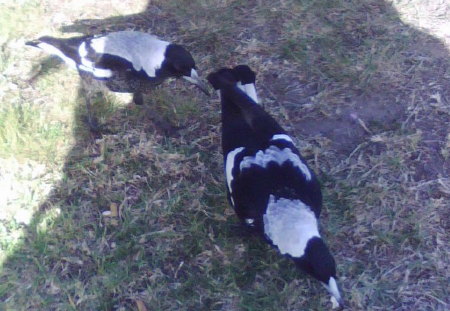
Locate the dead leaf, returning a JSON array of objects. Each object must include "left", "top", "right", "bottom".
[
  {"left": 110, "top": 203, "right": 118, "bottom": 217},
  {"left": 135, "top": 300, "right": 147, "bottom": 311},
  {"left": 93, "top": 156, "right": 104, "bottom": 164}
]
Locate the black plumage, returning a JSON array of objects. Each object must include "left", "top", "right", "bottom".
[{"left": 208, "top": 66, "right": 343, "bottom": 307}]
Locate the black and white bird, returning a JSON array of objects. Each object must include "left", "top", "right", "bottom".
[
  {"left": 26, "top": 31, "right": 210, "bottom": 130},
  {"left": 207, "top": 66, "right": 343, "bottom": 308}
]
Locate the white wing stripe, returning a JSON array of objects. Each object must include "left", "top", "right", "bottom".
[
  {"left": 271, "top": 134, "right": 293, "bottom": 143},
  {"left": 225, "top": 147, "right": 245, "bottom": 193},
  {"left": 239, "top": 145, "right": 312, "bottom": 181}
]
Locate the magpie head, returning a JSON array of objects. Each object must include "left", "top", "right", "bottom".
[
  {"left": 232, "top": 65, "right": 258, "bottom": 103},
  {"left": 207, "top": 66, "right": 259, "bottom": 103},
  {"left": 232, "top": 65, "right": 256, "bottom": 85},
  {"left": 294, "top": 237, "right": 344, "bottom": 308},
  {"left": 164, "top": 44, "right": 210, "bottom": 95},
  {"left": 207, "top": 68, "right": 239, "bottom": 90}
]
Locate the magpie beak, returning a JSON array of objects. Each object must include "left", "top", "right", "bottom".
[
  {"left": 323, "top": 277, "right": 344, "bottom": 309},
  {"left": 237, "top": 82, "right": 258, "bottom": 104},
  {"left": 183, "top": 69, "right": 210, "bottom": 96}
]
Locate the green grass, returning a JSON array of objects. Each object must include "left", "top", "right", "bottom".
[{"left": 1, "top": 0, "right": 449, "bottom": 310}]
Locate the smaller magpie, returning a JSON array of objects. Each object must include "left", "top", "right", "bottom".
[
  {"left": 207, "top": 66, "right": 343, "bottom": 308},
  {"left": 26, "top": 31, "right": 210, "bottom": 131}
]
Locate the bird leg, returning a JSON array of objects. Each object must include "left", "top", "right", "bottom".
[
  {"left": 133, "top": 92, "right": 144, "bottom": 105},
  {"left": 79, "top": 77, "right": 106, "bottom": 134},
  {"left": 83, "top": 95, "right": 102, "bottom": 133}
]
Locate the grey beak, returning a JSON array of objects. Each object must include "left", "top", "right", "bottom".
[
  {"left": 183, "top": 69, "right": 211, "bottom": 96},
  {"left": 324, "top": 277, "right": 344, "bottom": 309}
]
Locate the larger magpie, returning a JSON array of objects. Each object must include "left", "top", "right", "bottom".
[
  {"left": 207, "top": 66, "right": 343, "bottom": 308},
  {"left": 26, "top": 31, "right": 210, "bottom": 131}
]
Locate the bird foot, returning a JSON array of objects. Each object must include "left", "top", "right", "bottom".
[{"left": 133, "top": 92, "right": 144, "bottom": 105}]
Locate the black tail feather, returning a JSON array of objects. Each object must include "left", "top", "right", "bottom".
[
  {"left": 25, "top": 40, "right": 41, "bottom": 47},
  {"left": 25, "top": 35, "right": 88, "bottom": 65}
]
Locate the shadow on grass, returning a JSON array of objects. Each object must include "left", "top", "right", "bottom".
[{"left": 1, "top": 1, "right": 449, "bottom": 310}]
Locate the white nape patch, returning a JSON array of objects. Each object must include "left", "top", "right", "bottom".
[
  {"left": 271, "top": 134, "right": 294, "bottom": 143},
  {"left": 263, "top": 195, "right": 319, "bottom": 257},
  {"left": 37, "top": 42, "right": 76, "bottom": 69},
  {"left": 225, "top": 147, "right": 245, "bottom": 193},
  {"left": 239, "top": 145, "right": 312, "bottom": 181},
  {"left": 243, "top": 83, "right": 259, "bottom": 104},
  {"left": 90, "top": 31, "right": 169, "bottom": 78},
  {"left": 324, "top": 277, "right": 342, "bottom": 306}
]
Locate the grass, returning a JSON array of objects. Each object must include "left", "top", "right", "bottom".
[{"left": 1, "top": 0, "right": 449, "bottom": 310}]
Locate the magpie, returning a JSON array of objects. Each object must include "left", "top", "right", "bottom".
[
  {"left": 26, "top": 31, "right": 210, "bottom": 131},
  {"left": 207, "top": 66, "right": 343, "bottom": 308}
]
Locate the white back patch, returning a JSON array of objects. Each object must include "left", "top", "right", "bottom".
[
  {"left": 239, "top": 145, "right": 312, "bottom": 181},
  {"left": 263, "top": 195, "right": 320, "bottom": 257},
  {"left": 225, "top": 147, "right": 245, "bottom": 193},
  {"left": 89, "top": 31, "right": 170, "bottom": 77},
  {"left": 36, "top": 42, "right": 77, "bottom": 69}
]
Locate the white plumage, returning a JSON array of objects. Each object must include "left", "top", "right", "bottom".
[
  {"left": 271, "top": 134, "right": 294, "bottom": 143},
  {"left": 88, "top": 31, "right": 170, "bottom": 78},
  {"left": 239, "top": 145, "right": 312, "bottom": 181},
  {"left": 225, "top": 147, "right": 245, "bottom": 195},
  {"left": 263, "top": 195, "right": 320, "bottom": 257}
]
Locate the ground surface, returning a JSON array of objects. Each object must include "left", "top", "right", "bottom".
[{"left": 0, "top": 0, "right": 449, "bottom": 310}]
